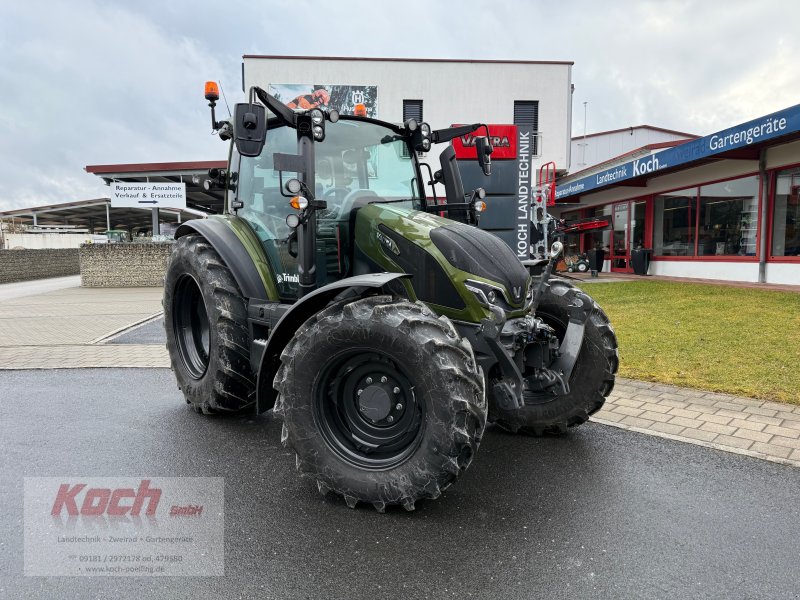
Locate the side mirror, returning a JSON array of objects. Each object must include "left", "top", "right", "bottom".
[
  {"left": 475, "top": 136, "right": 493, "bottom": 176},
  {"left": 233, "top": 102, "right": 267, "bottom": 157}
]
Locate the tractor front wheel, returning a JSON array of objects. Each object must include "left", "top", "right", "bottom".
[
  {"left": 164, "top": 234, "right": 255, "bottom": 414},
  {"left": 274, "top": 296, "right": 487, "bottom": 512}
]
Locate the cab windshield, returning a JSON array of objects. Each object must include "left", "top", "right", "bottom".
[
  {"left": 234, "top": 118, "right": 422, "bottom": 297},
  {"left": 236, "top": 119, "right": 422, "bottom": 244}
]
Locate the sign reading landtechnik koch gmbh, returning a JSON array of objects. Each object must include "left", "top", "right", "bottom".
[
  {"left": 111, "top": 182, "right": 187, "bottom": 209},
  {"left": 556, "top": 102, "right": 800, "bottom": 200}
]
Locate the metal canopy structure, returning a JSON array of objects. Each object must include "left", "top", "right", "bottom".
[
  {"left": 0, "top": 161, "right": 228, "bottom": 235},
  {"left": 0, "top": 198, "right": 205, "bottom": 233},
  {"left": 85, "top": 160, "right": 227, "bottom": 215}
]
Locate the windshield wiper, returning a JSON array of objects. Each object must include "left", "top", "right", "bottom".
[{"left": 368, "top": 198, "right": 416, "bottom": 204}]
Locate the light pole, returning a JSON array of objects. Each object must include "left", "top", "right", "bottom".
[{"left": 580, "top": 101, "right": 588, "bottom": 168}]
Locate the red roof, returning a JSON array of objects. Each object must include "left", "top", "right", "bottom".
[{"left": 85, "top": 160, "right": 226, "bottom": 175}]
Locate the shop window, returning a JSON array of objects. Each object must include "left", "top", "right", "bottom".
[
  {"left": 560, "top": 210, "right": 582, "bottom": 258},
  {"left": 653, "top": 188, "right": 697, "bottom": 256},
  {"left": 772, "top": 167, "right": 800, "bottom": 257},
  {"left": 631, "top": 200, "right": 647, "bottom": 249},
  {"left": 697, "top": 176, "right": 759, "bottom": 256},
  {"left": 586, "top": 205, "right": 612, "bottom": 253}
]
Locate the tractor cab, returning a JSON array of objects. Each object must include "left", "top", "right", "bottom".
[
  {"left": 206, "top": 84, "right": 493, "bottom": 302},
  {"left": 231, "top": 116, "right": 424, "bottom": 300}
]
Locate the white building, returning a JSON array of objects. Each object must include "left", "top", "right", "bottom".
[
  {"left": 571, "top": 125, "right": 697, "bottom": 171},
  {"left": 242, "top": 55, "right": 574, "bottom": 174}
]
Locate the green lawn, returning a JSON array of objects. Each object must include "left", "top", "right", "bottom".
[{"left": 580, "top": 280, "right": 800, "bottom": 403}]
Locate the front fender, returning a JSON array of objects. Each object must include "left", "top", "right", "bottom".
[
  {"left": 255, "top": 272, "right": 409, "bottom": 414},
  {"left": 176, "top": 218, "right": 272, "bottom": 301}
]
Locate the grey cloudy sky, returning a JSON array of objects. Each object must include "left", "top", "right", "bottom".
[{"left": 1, "top": 0, "right": 798, "bottom": 211}]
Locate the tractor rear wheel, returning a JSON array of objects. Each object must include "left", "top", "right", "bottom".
[
  {"left": 164, "top": 234, "right": 255, "bottom": 414},
  {"left": 274, "top": 296, "right": 487, "bottom": 512},
  {"left": 490, "top": 278, "right": 618, "bottom": 435}
]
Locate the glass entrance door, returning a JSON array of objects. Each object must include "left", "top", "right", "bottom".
[
  {"left": 610, "top": 200, "right": 648, "bottom": 272},
  {"left": 611, "top": 202, "right": 630, "bottom": 271}
]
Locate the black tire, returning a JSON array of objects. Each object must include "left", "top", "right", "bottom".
[
  {"left": 274, "top": 295, "right": 487, "bottom": 512},
  {"left": 490, "top": 278, "right": 618, "bottom": 435},
  {"left": 163, "top": 234, "right": 255, "bottom": 414},
  {"left": 576, "top": 261, "right": 589, "bottom": 273}
]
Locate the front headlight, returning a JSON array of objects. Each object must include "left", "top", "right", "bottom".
[
  {"left": 466, "top": 279, "right": 533, "bottom": 312},
  {"left": 465, "top": 279, "right": 510, "bottom": 310}
]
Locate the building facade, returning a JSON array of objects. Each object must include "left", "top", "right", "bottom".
[
  {"left": 554, "top": 105, "right": 800, "bottom": 285},
  {"left": 242, "top": 55, "right": 574, "bottom": 175}
]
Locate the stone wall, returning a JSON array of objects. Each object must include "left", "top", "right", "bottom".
[
  {"left": 2, "top": 232, "right": 91, "bottom": 250},
  {"left": 0, "top": 248, "right": 80, "bottom": 283},
  {"left": 79, "top": 243, "right": 174, "bottom": 287}
]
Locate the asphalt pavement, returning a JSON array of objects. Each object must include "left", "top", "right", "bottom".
[
  {"left": 2, "top": 368, "right": 799, "bottom": 599},
  {"left": 107, "top": 316, "right": 165, "bottom": 345}
]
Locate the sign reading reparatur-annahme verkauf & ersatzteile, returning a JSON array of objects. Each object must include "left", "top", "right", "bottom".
[{"left": 110, "top": 182, "right": 187, "bottom": 210}]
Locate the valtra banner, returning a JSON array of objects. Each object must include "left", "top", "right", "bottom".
[{"left": 452, "top": 124, "right": 518, "bottom": 160}]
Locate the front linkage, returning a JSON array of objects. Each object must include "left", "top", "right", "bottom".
[{"left": 458, "top": 240, "right": 594, "bottom": 413}]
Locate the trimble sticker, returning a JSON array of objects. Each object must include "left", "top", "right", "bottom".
[{"left": 24, "top": 477, "right": 224, "bottom": 576}]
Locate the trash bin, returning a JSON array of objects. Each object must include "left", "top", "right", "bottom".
[
  {"left": 587, "top": 248, "right": 605, "bottom": 277},
  {"left": 631, "top": 248, "right": 652, "bottom": 275}
]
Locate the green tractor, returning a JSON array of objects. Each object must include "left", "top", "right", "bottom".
[{"left": 164, "top": 82, "right": 618, "bottom": 512}]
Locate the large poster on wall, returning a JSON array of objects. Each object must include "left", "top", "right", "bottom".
[{"left": 267, "top": 84, "right": 378, "bottom": 118}]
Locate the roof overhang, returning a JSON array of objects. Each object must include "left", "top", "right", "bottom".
[{"left": 85, "top": 160, "right": 227, "bottom": 214}]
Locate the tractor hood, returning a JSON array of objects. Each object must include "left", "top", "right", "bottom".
[{"left": 354, "top": 203, "right": 532, "bottom": 321}]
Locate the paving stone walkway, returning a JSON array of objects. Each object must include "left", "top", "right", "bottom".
[
  {"left": 0, "top": 344, "right": 168, "bottom": 368},
  {"left": 0, "top": 284, "right": 164, "bottom": 368},
  {"left": 594, "top": 379, "right": 800, "bottom": 467}
]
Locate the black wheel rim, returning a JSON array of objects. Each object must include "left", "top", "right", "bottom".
[
  {"left": 313, "top": 350, "right": 424, "bottom": 470},
  {"left": 173, "top": 275, "right": 210, "bottom": 379}
]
